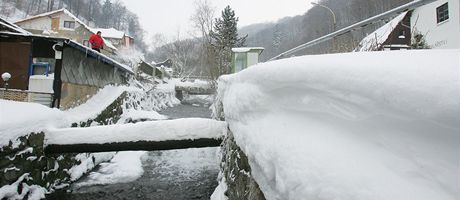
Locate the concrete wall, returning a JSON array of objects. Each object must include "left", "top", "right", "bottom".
[
  {"left": 411, "top": 0, "right": 460, "bottom": 49},
  {"left": 60, "top": 82, "right": 98, "bottom": 110}
]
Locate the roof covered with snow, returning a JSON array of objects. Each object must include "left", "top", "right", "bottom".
[
  {"left": 93, "top": 28, "right": 126, "bottom": 39},
  {"left": 0, "top": 17, "right": 30, "bottom": 34},
  {"left": 14, "top": 9, "right": 118, "bottom": 51},
  {"left": 232, "top": 47, "right": 265, "bottom": 53},
  {"left": 355, "top": 12, "right": 408, "bottom": 52}
]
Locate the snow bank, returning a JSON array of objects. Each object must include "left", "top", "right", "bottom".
[
  {"left": 46, "top": 118, "right": 227, "bottom": 145},
  {"left": 0, "top": 173, "right": 46, "bottom": 200},
  {"left": 218, "top": 49, "right": 460, "bottom": 200},
  {"left": 65, "top": 85, "right": 141, "bottom": 122},
  {"left": 74, "top": 151, "right": 146, "bottom": 187},
  {"left": 119, "top": 109, "right": 167, "bottom": 122},
  {"left": 0, "top": 100, "right": 66, "bottom": 147}
]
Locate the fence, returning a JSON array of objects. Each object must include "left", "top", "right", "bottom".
[{"left": 0, "top": 89, "right": 53, "bottom": 107}]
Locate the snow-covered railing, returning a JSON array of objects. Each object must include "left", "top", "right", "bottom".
[
  {"left": 44, "top": 118, "right": 227, "bottom": 153},
  {"left": 269, "top": 0, "right": 438, "bottom": 61}
]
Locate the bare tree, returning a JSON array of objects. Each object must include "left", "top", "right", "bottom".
[{"left": 190, "top": 0, "right": 216, "bottom": 79}]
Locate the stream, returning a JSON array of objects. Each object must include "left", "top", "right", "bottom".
[{"left": 48, "top": 101, "right": 220, "bottom": 200}]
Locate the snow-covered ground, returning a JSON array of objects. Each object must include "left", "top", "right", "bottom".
[
  {"left": 0, "top": 80, "right": 180, "bottom": 200},
  {"left": 216, "top": 49, "right": 460, "bottom": 200},
  {"left": 74, "top": 151, "right": 147, "bottom": 187},
  {"left": 0, "top": 85, "right": 140, "bottom": 148}
]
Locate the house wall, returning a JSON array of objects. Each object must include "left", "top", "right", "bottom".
[
  {"left": 60, "top": 82, "right": 98, "bottom": 109},
  {"left": 61, "top": 47, "right": 125, "bottom": 87},
  {"left": 16, "top": 12, "right": 82, "bottom": 33},
  {"left": 382, "top": 13, "right": 412, "bottom": 49},
  {"left": 411, "top": 0, "right": 460, "bottom": 49},
  {"left": 247, "top": 52, "right": 260, "bottom": 67},
  {"left": 59, "top": 46, "right": 126, "bottom": 109}
]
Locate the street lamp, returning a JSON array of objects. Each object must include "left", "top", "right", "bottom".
[
  {"left": 2, "top": 72, "right": 11, "bottom": 90},
  {"left": 311, "top": 2, "right": 337, "bottom": 52},
  {"left": 311, "top": 2, "right": 336, "bottom": 29}
]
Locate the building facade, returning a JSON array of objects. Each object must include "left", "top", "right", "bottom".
[{"left": 411, "top": 0, "right": 459, "bottom": 49}]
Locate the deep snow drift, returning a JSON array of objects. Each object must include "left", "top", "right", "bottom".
[{"left": 216, "top": 49, "right": 460, "bottom": 200}]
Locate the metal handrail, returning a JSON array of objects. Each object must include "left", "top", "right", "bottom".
[{"left": 269, "top": 0, "right": 437, "bottom": 61}]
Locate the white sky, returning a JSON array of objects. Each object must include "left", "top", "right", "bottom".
[{"left": 121, "top": 0, "right": 314, "bottom": 43}]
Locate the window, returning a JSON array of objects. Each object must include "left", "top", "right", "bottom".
[
  {"left": 436, "top": 3, "right": 449, "bottom": 24},
  {"left": 63, "top": 21, "right": 75, "bottom": 29},
  {"left": 83, "top": 40, "right": 89, "bottom": 47}
]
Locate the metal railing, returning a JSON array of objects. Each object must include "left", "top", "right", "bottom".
[{"left": 269, "top": 0, "right": 438, "bottom": 61}]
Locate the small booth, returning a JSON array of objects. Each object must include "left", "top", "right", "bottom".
[{"left": 231, "top": 47, "right": 264, "bottom": 73}]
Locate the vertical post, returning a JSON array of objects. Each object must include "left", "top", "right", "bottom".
[{"left": 52, "top": 42, "right": 64, "bottom": 108}]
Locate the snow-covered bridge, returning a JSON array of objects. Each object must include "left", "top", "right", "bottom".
[{"left": 44, "top": 118, "right": 226, "bottom": 154}]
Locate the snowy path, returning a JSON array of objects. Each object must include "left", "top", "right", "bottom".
[{"left": 49, "top": 102, "right": 220, "bottom": 200}]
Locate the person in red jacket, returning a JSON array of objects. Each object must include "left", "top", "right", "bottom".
[{"left": 89, "top": 31, "right": 104, "bottom": 52}]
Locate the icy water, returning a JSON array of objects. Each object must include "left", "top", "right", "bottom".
[{"left": 48, "top": 102, "right": 220, "bottom": 200}]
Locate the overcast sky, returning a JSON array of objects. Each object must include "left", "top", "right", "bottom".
[{"left": 121, "top": 0, "right": 314, "bottom": 43}]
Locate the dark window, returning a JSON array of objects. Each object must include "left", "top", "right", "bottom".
[
  {"left": 63, "top": 21, "right": 75, "bottom": 29},
  {"left": 436, "top": 3, "right": 449, "bottom": 24}
]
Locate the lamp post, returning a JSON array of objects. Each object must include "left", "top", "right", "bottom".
[
  {"left": 311, "top": 2, "right": 336, "bottom": 31},
  {"left": 311, "top": 2, "right": 337, "bottom": 52},
  {"left": 2, "top": 72, "right": 11, "bottom": 91}
]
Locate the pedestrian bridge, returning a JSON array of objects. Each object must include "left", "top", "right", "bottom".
[{"left": 44, "top": 118, "right": 226, "bottom": 154}]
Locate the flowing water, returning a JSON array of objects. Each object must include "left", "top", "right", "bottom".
[{"left": 49, "top": 102, "right": 220, "bottom": 200}]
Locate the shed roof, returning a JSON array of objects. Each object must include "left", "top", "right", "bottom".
[
  {"left": 0, "top": 32, "right": 133, "bottom": 75},
  {"left": 93, "top": 28, "right": 126, "bottom": 39},
  {"left": 232, "top": 47, "right": 265, "bottom": 53},
  {"left": 0, "top": 17, "right": 30, "bottom": 35}
]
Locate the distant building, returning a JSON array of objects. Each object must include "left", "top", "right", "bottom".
[
  {"left": 14, "top": 9, "right": 118, "bottom": 56},
  {"left": 94, "top": 28, "right": 134, "bottom": 49},
  {"left": 232, "top": 47, "right": 264, "bottom": 73},
  {"left": 410, "top": 0, "right": 459, "bottom": 49},
  {"left": 355, "top": 12, "right": 411, "bottom": 52},
  {"left": 356, "top": 0, "right": 459, "bottom": 51}
]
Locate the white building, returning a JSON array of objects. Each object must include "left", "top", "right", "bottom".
[{"left": 411, "top": 0, "right": 459, "bottom": 49}]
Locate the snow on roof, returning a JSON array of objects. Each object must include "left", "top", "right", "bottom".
[
  {"left": 217, "top": 49, "right": 460, "bottom": 200},
  {"left": 93, "top": 28, "right": 126, "bottom": 39},
  {"left": 14, "top": 8, "right": 65, "bottom": 23},
  {"left": 15, "top": 9, "right": 118, "bottom": 51},
  {"left": 232, "top": 47, "right": 265, "bottom": 53},
  {"left": 66, "top": 40, "right": 133, "bottom": 74},
  {"left": 355, "top": 12, "right": 408, "bottom": 52},
  {"left": 0, "top": 17, "right": 30, "bottom": 34}
]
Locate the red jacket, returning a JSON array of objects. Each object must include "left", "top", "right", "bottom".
[{"left": 89, "top": 34, "right": 104, "bottom": 49}]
